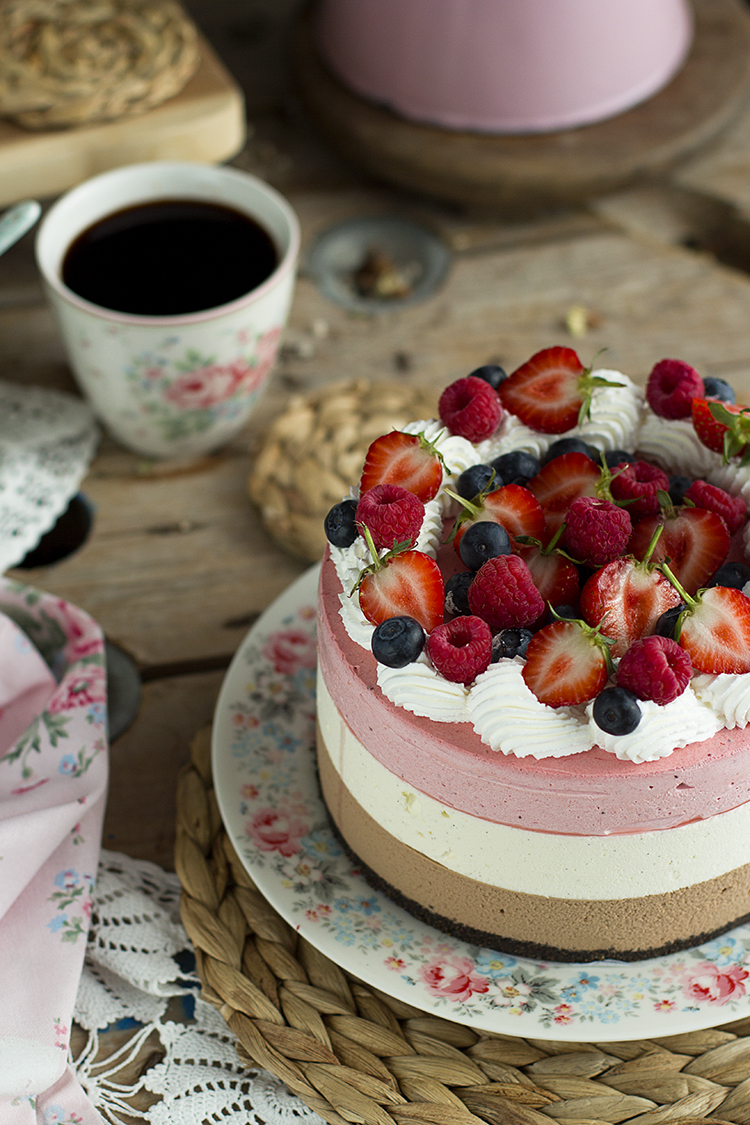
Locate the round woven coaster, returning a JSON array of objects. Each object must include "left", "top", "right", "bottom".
[
  {"left": 177, "top": 724, "right": 750, "bottom": 1125},
  {"left": 0, "top": 0, "right": 199, "bottom": 129},
  {"left": 248, "top": 379, "right": 438, "bottom": 563}
]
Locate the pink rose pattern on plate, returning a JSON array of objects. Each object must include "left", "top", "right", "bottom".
[
  {"left": 124, "top": 324, "right": 282, "bottom": 443},
  {"left": 222, "top": 572, "right": 750, "bottom": 1035}
]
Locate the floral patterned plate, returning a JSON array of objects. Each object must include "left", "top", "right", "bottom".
[{"left": 212, "top": 565, "right": 750, "bottom": 1040}]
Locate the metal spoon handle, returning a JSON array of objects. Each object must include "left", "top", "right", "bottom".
[{"left": 0, "top": 200, "right": 42, "bottom": 258}]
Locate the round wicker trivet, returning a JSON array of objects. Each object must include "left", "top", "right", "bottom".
[
  {"left": 248, "top": 379, "right": 439, "bottom": 563},
  {"left": 177, "top": 724, "right": 750, "bottom": 1125},
  {"left": 0, "top": 0, "right": 199, "bottom": 129}
]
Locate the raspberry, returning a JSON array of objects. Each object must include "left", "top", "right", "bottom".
[
  {"left": 438, "top": 376, "right": 503, "bottom": 443},
  {"left": 610, "top": 460, "right": 669, "bottom": 519},
  {"left": 426, "top": 615, "right": 492, "bottom": 684},
  {"left": 684, "top": 479, "right": 746, "bottom": 534},
  {"left": 565, "top": 496, "right": 632, "bottom": 567},
  {"left": 646, "top": 359, "right": 704, "bottom": 419},
  {"left": 467, "top": 554, "right": 544, "bottom": 632},
  {"left": 356, "top": 484, "right": 424, "bottom": 550},
  {"left": 616, "top": 635, "right": 692, "bottom": 705}
]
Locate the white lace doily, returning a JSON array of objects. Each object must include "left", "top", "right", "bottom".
[
  {"left": 0, "top": 380, "right": 99, "bottom": 571},
  {"left": 74, "top": 850, "right": 325, "bottom": 1125}
]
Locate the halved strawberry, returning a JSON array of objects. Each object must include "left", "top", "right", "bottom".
[
  {"left": 579, "top": 556, "right": 683, "bottom": 658},
  {"left": 673, "top": 583, "right": 750, "bottom": 674},
  {"left": 451, "top": 483, "right": 545, "bottom": 554},
  {"left": 517, "top": 542, "right": 580, "bottom": 610},
  {"left": 691, "top": 397, "right": 750, "bottom": 460},
  {"left": 498, "top": 347, "right": 622, "bottom": 434},
  {"left": 628, "top": 507, "right": 730, "bottom": 596},
  {"left": 359, "top": 430, "right": 444, "bottom": 503},
  {"left": 355, "top": 535, "right": 444, "bottom": 633},
  {"left": 522, "top": 618, "right": 611, "bottom": 707},
  {"left": 526, "top": 451, "right": 601, "bottom": 534}
]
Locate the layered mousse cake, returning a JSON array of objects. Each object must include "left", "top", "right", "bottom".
[{"left": 317, "top": 349, "right": 750, "bottom": 961}]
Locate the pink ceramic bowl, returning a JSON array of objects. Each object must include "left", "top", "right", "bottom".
[{"left": 316, "top": 0, "right": 693, "bottom": 134}]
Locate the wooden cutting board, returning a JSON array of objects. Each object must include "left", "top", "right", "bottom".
[{"left": 0, "top": 33, "right": 246, "bottom": 208}]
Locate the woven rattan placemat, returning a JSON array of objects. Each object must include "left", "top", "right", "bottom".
[{"left": 177, "top": 725, "right": 750, "bottom": 1125}]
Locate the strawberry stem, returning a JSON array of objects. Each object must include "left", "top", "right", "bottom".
[
  {"left": 350, "top": 527, "right": 412, "bottom": 595},
  {"left": 660, "top": 562, "right": 698, "bottom": 610}
]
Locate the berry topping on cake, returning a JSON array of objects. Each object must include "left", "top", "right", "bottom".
[
  {"left": 456, "top": 463, "right": 495, "bottom": 500},
  {"left": 592, "top": 686, "right": 641, "bottom": 735},
  {"left": 498, "top": 346, "right": 621, "bottom": 434},
  {"left": 468, "top": 363, "right": 507, "bottom": 390},
  {"left": 451, "top": 482, "right": 546, "bottom": 556},
  {"left": 709, "top": 561, "right": 750, "bottom": 590},
  {"left": 445, "top": 571, "right": 474, "bottom": 616},
  {"left": 468, "top": 554, "right": 545, "bottom": 632},
  {"left": 324, "top": 498, "right": 358, "bottom": 547},
  {"left": 542, "top": 437, "right": 599, "bottom": 464},
  {"left": 692, "top": 397, "right": 750, "bottom": 460},
  {"left": 579, "top": 545, "right": 683, "bottom": 658},
  {"left": 646, "top": 358, "right": 704, "bottom": 419},
  {"left": 517, "top": 535, "right": 580, "bottom": 608},
  {"left": 629, "top": 505, "right": 730, "bottom": 596},
  {"left": 702, "top": 376, "right": 735, "bottom": 403},
  {"left": 492, "top": 627, "right": 534, "bottom": 660},
  {"left": 359, "top": 429, "right": 445, "bottom": 503},
  {"left": 354, "top": 530, "right": 444, "bottom": 633},
  {"left": 527, "top": 451, "right": 601, "bottom": 533},
  {"left": 356, "top": 484, "right": 425, "bottom": 550},
  {"left": 683, "top": 479, "right": 746, "bottom": 534},
  {"left": 609, "top": 460, "right": 669, "bottom": 519},
  {"left": 564, "top": 496, "right": 632, "bottom": 567},
  {"left": 491, "top": 449, "right": 541, "bottom": 486},
  {"left": 426, "top": 615, "right": 492, "bottom": 684},
  {"left": 459, "top": 521, "right": 512, "bottom": 571},
  {"left": 522, "top": 617, "right": 612, "bottom": 707},
  {"left": 662, "top": 567, "right": 750, "bottom": 674},
  {"left": 371, "top": 615, "right": 425, "bottom": 668},
  {"left": 616, "top": 635, "right": 692, "bottom": 705},
  {"left": 438, "top": 375, "right": 503, "bottom": 442}
]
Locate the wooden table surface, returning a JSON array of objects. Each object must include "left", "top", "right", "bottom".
[{"left": 5, "top": 0, "right": 750, "bottom": 876}]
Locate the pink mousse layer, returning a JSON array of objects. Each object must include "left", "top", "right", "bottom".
[{"left": 318, "top": 552, "right": 750, "bottom": 836}]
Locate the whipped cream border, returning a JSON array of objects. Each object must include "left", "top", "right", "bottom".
[{"left": 329, "top": 371, "right": 750, "bottom": 762}]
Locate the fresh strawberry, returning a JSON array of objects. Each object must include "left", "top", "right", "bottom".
[
  {"left": 359, "top": 430, "right": 444, "bottom": 503},
  {"left": 665, "top": 577, "right": 750, "bottom": 674},
  {"left": 628, "top": 506, "right": 730, "bottom": 596},
  {"left": 517, "top": 541, "right": 580, "bottom": 610},
  {"left": 646, "top": 359, "right": 704, "bottom": 420},
  {"left": 438, "top": 376, "right": 503, "bottom": 442},
  {"left": 579, "top": 555, "right": 683, "bottom": 658},
  {"left": 526, "top": 451, "right": 601, "bottom": 534},
  {"left": 498, "top": 347, "right": 622, "bottom": 434},
  {"left": 522, "top": 618, "right": 611, "bottom": 707},
  {"left": 355, "top": 531, "right": 444, "bottom": 633},
  {"left": 451, "top": 483, "right": 545, "bottom": 554},
  {"left": 356, "top": 484, "right": 424, "bottom": 550},
  {"left": 691, "top": 397, "right": 750, "bottom": 460}
]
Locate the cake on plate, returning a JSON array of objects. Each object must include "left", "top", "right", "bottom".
[{"left": 316, "top": 349, "right": 750, "bottom": 962}]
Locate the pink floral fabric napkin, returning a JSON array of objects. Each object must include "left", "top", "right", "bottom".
[{"left": 0, "top": 578, "right": 108, "bottom": 1125}]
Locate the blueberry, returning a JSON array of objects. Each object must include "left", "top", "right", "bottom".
[
  {"left": 445, "top": 571, "right": 473, "bottom": 616},
  {"left": 653, "top": 603, "right": 686, "bottom": 639},
  {"left": 456, "top": 463, "right": 495, "bottom": 500},
  {"left": 708, "top": 561, "right": 750, "bottom": 590},
  {"left": 543, "top": 438, "right": 600, "bottom": 465},
  {"left": 469, "top": 363, "right": 508, "bottom": 390},
  {"left": 459, "top": 521, "right": 512, "bottom": 570},
  {"left": 593, "top": 687, "right": 641, "bottom": 735},
  {"left": 703, "top": 377, "right": 736, "bottom": 404},
  {"left": 371, "top": 615, "right": 425, "bottom": 667},
  {"left": 324, "top": 498, "right": 358, "bottom": 547},
  {"left": 604, "top": 449, "right": 633, "bottom": 469},
  {"left": 668, "top": 474, "right": 693, "bottom": 506},
  {"left": 491, "top": 450, "right": 540, "bottom": 486},
  {"left": 492, "top": 627, "right": 533, "bottom": 660}
]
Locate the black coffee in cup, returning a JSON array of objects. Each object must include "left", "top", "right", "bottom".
[{"left": 61, "top": 198, "right": 279, "bottom": 316}]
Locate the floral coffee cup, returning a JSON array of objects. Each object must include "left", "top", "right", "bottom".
[{"left": 36, "top": 161, "right": 300, "bottom": 459}]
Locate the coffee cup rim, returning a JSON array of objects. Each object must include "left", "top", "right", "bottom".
[{"left": 36, "top": 161, "right": 301, "bottom": 326}]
